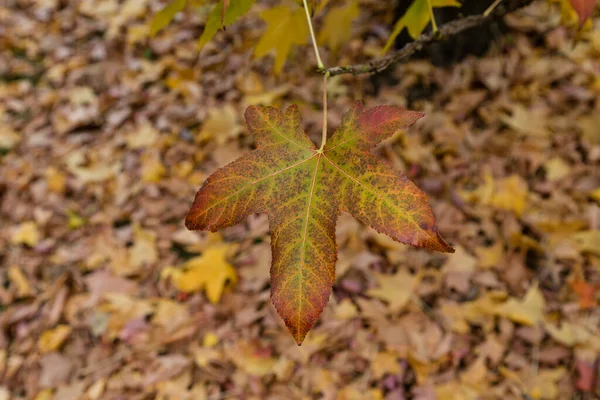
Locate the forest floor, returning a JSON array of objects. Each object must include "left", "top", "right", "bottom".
[{"left": 0, "top": 1, "right": 599, "bottom": 399}]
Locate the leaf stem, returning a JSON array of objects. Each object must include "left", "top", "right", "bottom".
[
  {"left": 302, "top": 0, "right": 324, "bottom": 70},
  {"left": 319, "top": 72, "right": 329, "bottom": 150},
  {"left": 301, "top": 0, "right": 329, "bottom": 149},
  {"left": 426, "top": 0, "right": 438, "bottom": 33},
  {"left": 483, "top": 0, "right": 502, "bottom": 17}
]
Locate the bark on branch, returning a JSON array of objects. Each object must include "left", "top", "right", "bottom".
[{"left": 321, "top": 0, "right": 536, "bottom": 77}]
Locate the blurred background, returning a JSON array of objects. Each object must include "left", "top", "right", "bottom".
[{"left": 0, "top": 0, "right": 599, "bottom": 399}]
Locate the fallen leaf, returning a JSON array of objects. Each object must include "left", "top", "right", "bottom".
[
  {"left": 152, "top": 299, "right": 190, "bottom": 333},
  {"left": 226, "top": 340, "right": 277, "bottom": 377},
  {"left": 8, "top": 266, "right": 33, "bottom": 298},
  {"left": 198, "top": 105, "right": 242, "bottom": 145},
  {"left": 475, "top": 241, "right": 504, "bottom": 269},
  {"left": 161, "top": 243, "right": 238, "bottom": 303},
  {"left": 544, "top": 157, "right": 570, "bottom": 181},
  {"left": 497, "top": 283, "right": 545, "bottom": 326},
  {"left": 569, "top": 279, "right": 599, "bottom": 309},
  {"left": 11, "top": 221, "right": 41, "bottom": 247},
  {"left": 0, "top": 123, "right": 21, "bottom": 150},
  {"left": 45, "top": 167, "right": 67, "bottom": 194},
  {"left": 141, "top": 153, "right": 166, "bottom": 183},
  {"left": 572, "top": 230, "right": 600, "bottom": 255},
  {"left": 38, "top": 325, "right": 72, "bottom": 353},
  {"left": 371, "top": 351, "right": 400, "bottom": 379},
  {"left": 128, "top": 224, "right": 158, "bottom": 270},
  {"left": 66, "top": 152, "right": 121, "bottom": 184},
  {"left": 125, "top": 122, "right": 159, "bottom": 149},
  {"left": 367, "top": 270, "right": 421, "bottom": 312}
]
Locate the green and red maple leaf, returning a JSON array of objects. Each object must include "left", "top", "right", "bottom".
[{"left": 186, "top": 103, "right": 454, "bottom": 344}]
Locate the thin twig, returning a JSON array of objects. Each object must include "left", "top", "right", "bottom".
[{"left": 322, "top": 0, "right": 535, "bottom": 76}]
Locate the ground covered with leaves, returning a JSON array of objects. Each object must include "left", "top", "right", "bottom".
[{"left": 1, "top": 1, "right": 599, "bottom": 399}]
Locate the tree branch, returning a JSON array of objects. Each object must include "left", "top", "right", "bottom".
[{"left": 321, "top": 0, "right": 536, "bottom": 77}]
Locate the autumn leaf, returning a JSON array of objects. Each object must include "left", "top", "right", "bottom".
[
  {"left": 149, "top": 0, "right": 187, "bottom": 37},
  {"left": 568, "top": 0, "right": 596, "bottom": 24},
  {"left": 198, "top": 0, "right": 255, "bottom": 49},
  {"left": 497, "top": 283, "right": 545, "bottom": 326},
  {"left": 254, "top": 6, "right": 309, "bottom": 74},
  {"left": 161, "top": 243, "right": 238, "bottom": 303},
  {"left": 367, "top": 270, "right": 422, "bottom": 312},
  {"left": 186, "top": 103, "right": 454, "bottom": 344},
  {"left": 382, "top": 0, "right": 461, "bottom": 54},
  {"left": 318, "top": 0, "right": 359, "bottom": 53}
]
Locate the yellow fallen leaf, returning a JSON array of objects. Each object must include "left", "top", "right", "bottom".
[
  {"left": 127, "top": 23, "right": 149, "bottom": 44},
  {"left": 475, "top": 241, "right": 503, "bottom": 269},
  {"left": 68, "top": 86, "right": 97, "bottom": 105},
  {"left": 152, "top": 299, "right": 190, "bottom": 333},
  {"left": 444, "top": 245, "right": 476, "bottom": 273},
  {"left": 590, "top": 187, "right": 600, "bottom": 202},
  {"left": 489, "top": 175, "right": 529, "bottom": 216},
  {"left": 371, "top": 352, "right": 400, "bottom": 379},
  {"left": 497, "top": 283, "right": 545, "bottom": 326},
  {"left": 460, "top": 356, "right": 487, "bottom": 389},
  {"left": 38, "top": 325, "right": 72, "bottom": 353},
  {"left": 66, "top": 152, "right": 121, "bottom": 184},
  {"left": 527, "top": 368, "right": 566, "bottom": 400},
  {"left": 11, "top": 221, "right": 41, "bottom": 247},
  {"left": 193, "top": 346, "right": 221, "bottom": 368},
  {"left": 203, "top": 332, "right": 219, "bottom": 347},
  {"left": 544, "top": 320, "right": 593, "bottom": 347},
  {"left": 85, "top": 378, "right": 106, "bottom": 400},
  {"left": 435, "top": 381, "right": 479, "bottom": 400},
  {"left": 161, "top": 244, "right": 237, "bottom": 303},
  {"left": 129, "top": 224, "right": 158, "bottom": 269},
  {"left": 8, "top": 266, "right": 33, "bottom": 298},
  {"left": 126, "top": 121, "right": 159, "bottom": 149},
  {"left": 338, "top": 386, "right": 383, "bottom": 400},
  {"left": 227, "top": 340, "right": 277, "bottom": 377},
  {"left": 67, "top": 210, "right": 85, "bottom": 230},
  {"left": 367, "top": 270, "right": 421, "bottom": 312},
  {"left": 572, "top": 230, "right": 600, "bottom": 256},
  {"left": 440, "top": 301, "right": 470, "bottom": 334},
  {"left": 579, "top": 113, "right": 600, "bottom": 144},
  {"left": 45, "top": 167, "right": 67, "bottom": 193},
  {"left": 0, "top": 123, "right": 21, "bottom": 149},
  {"left": 460, "top": 170, "right": 529, "bottom": 216},
  {"left": 502, "top": 105, "right": 549, "bottom": 138},
  {"left": 272, "top": 357, "right": 294, "bottom": 380},
  {"left": 334, "top": 299, "right": 358, "bottom": 320},
  {"left": 544, "top": 157, "right": 570, "bottom": 181},
  {"left": 32, "top": 389, "right": 53, "bottom": 400},
  {"left": 141, "top": 153, "right": 166, "bottom": 183},
  {"left": 197, "top": 106, "right": 241, "bottom": 146},
  {"left": 236, "top": 71, "right": 264, "bottom": 95},
  {"left": 310, "top": 367, "right": 337, "bottom": 395}
]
